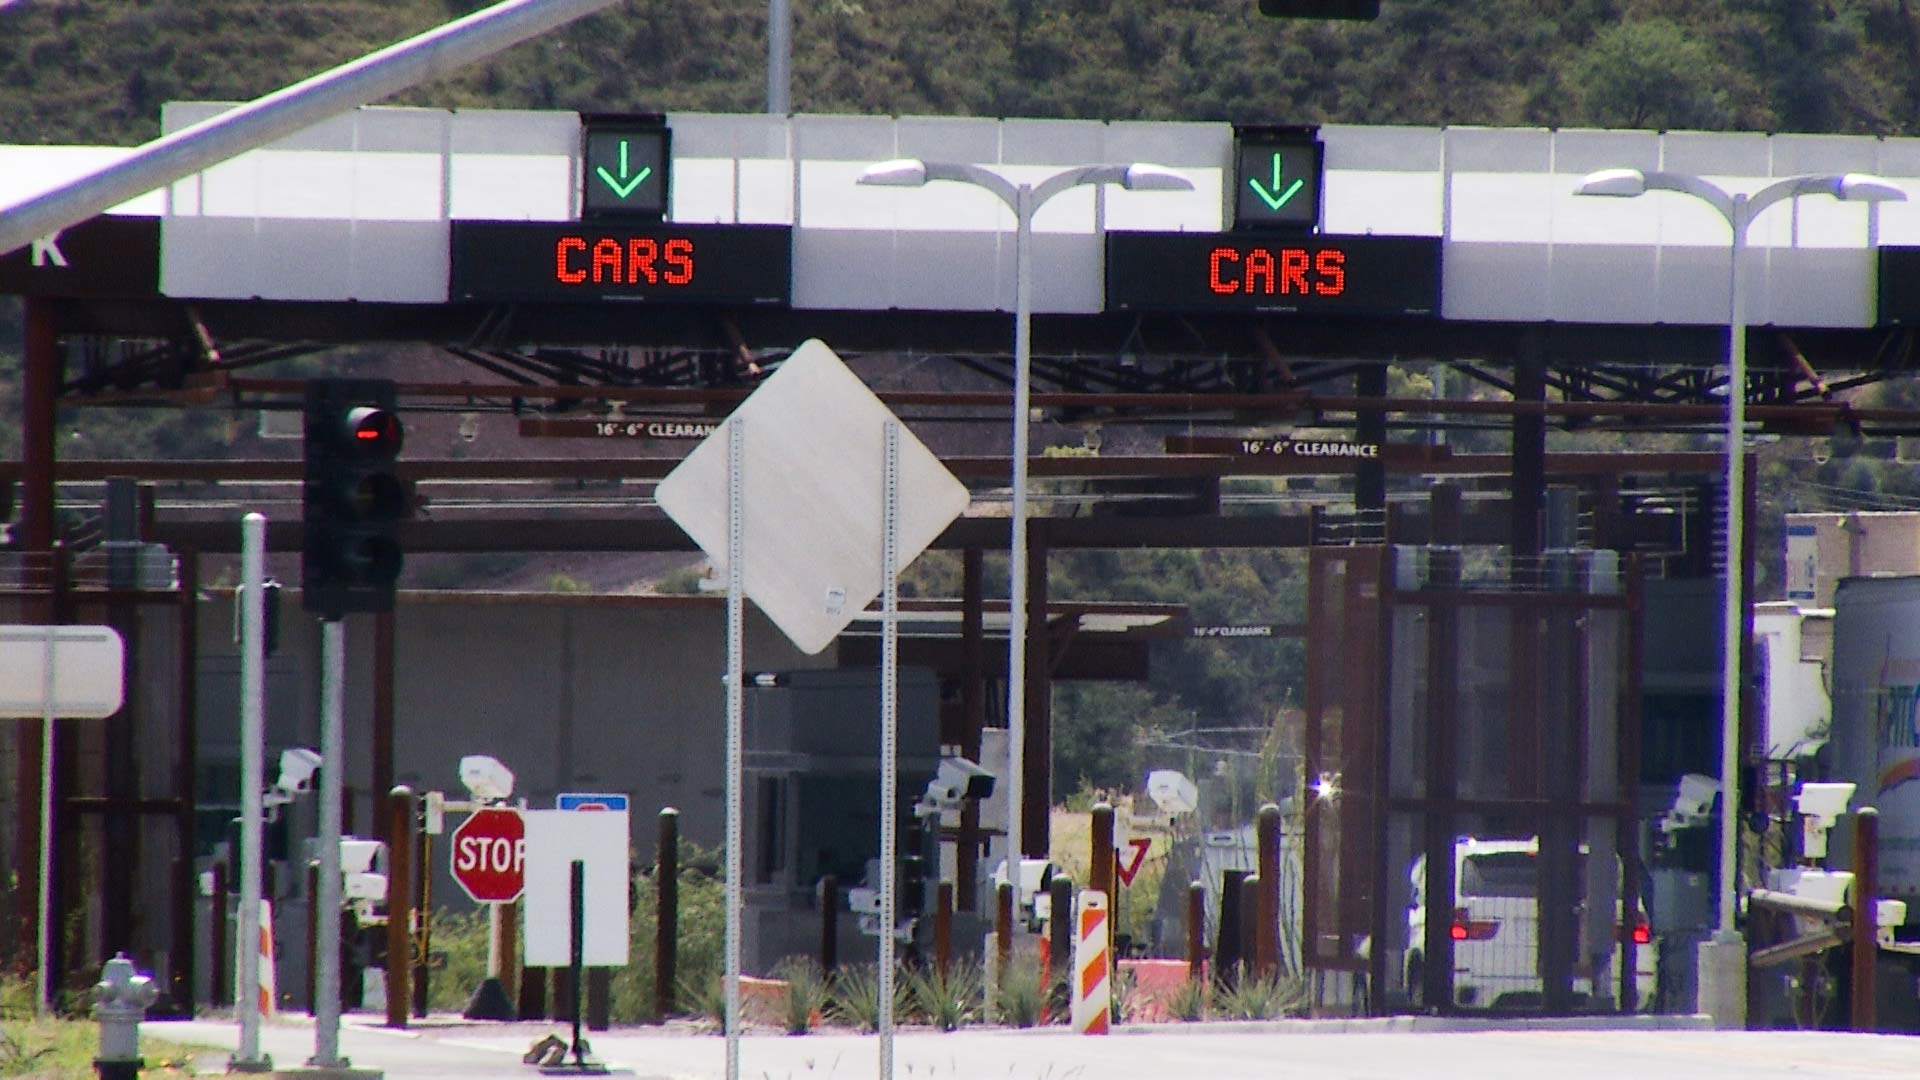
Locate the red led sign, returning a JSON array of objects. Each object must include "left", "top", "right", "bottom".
[
  {"left": 1207, "top": 245, "right": 1346, "bottom": 297},
  {"left": 553, "top": 235, "right": 694, "bottom": 286},
  {"left": 451, "top": 222, "right": 791, "bottom": 304},
  {"left": 1107, "top": 232, "right": 1440, "bottom": 316}
]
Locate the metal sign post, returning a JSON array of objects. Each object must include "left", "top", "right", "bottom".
[
  {"left": 233, "top": 513, "right": 270, "bottom": 1069},
  {"left": 878, "top": 422, "right": 900, "bottom": 1078},
  {"left": 723, "top": 418, "right": 745, "bottom": 1080},
  {"left": 309, "top": 619, "right": 346, "bottom": 1068}
]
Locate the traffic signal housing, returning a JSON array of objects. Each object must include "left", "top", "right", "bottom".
[
  {"left": 303, "top": 379, "right": 407, "bottom": 619},
  {"left": 1258, "top": 0, "right": 1379, "bottom": 17}
]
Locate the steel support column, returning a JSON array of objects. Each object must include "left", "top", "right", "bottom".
[{"left": 1021, "top": 521, "right": 1051, "bottom": 859}]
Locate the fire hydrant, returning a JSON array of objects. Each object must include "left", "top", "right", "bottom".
[{"left": 93, "top": 953, "right": 157, "bottom": 1080}]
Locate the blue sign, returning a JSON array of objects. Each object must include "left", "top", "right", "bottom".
[{"left": 557, "top": 792, "right": 630, "bottom": 812}]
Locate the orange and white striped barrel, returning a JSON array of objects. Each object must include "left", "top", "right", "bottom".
[
  {"left": 1071, "top": 890, "right": 1110, "bottom": 1034},
  {"left": 249, "top": 895, "right": 276, "bottom": 1014}
]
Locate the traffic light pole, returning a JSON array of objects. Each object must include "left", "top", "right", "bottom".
[{"left": 310, "top": 619, "right": 347, "bottom": 1068}]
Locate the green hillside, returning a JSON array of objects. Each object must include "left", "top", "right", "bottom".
[{"left": 3, "top": 1, "right": 1917, "bottom": 143}]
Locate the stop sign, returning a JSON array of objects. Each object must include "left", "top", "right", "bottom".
[{"left": 450, "top": 806, "right": 525, "bottom": 903}]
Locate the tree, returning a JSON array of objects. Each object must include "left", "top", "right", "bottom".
[{"left": 1571, "top": 19, "right": 1735, "bottom": 130}]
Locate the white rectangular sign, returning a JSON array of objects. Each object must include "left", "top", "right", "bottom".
[
  {"left": 521, "top": 808, "right": 630, "bottom": 967},
  {"left": 0, "top": 625, "right": 125, "bottom": 719}
]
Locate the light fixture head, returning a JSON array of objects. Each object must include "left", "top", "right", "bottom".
[
  {"left": 1574, "top": 168, "right": 1648, "bottom": 198},
  {"left": 858, "top": 158, "right": 929, "bottom": 188},
  {"left": 1120, "top": 163, "right": 1194, "bottom": 192},
  {"left": 1834, "top": 173, "right": 1907, "bottom": 204}
]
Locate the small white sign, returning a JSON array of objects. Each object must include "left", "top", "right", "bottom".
[
  {"left": 521, "top": 809, "right": 630, "bottom": 967},
  {"left": 0, "top": 625, "right": 125, "bottom": 719},
  {"left": 1786, "top": 524, "right": 1818, "bottom": 603}
]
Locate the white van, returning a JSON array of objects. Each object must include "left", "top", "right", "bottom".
[{"left": 1404, "top": 837, "right": 1658, "bottom": 1011}]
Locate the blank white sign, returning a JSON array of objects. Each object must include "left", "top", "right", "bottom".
[
  {"left": 521, "top": 809, "right": 630, "bottom": 967},
  {"left": 0, "top": 625, "right": 125, "bottom": 719},
  {"left": 656, "top": 338, "right": 970, "bottom": 654}
]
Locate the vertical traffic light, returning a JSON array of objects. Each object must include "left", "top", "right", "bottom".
[{"left": 303, "top": 379, "right": 407, "bottom": 620}]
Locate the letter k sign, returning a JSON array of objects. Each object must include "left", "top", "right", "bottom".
[{"left": 30, "top": 234, "right": 68, "bottom": 268}]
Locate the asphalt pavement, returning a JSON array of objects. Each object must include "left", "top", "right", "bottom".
[{"left": 157, "top": 1012, "right": 1920, "bottom": 1080}]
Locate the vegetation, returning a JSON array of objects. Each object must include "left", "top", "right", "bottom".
[
  {"left": 1213, "top": 966, "right": 1309, "bottom": 1020},
  {"left": 5, "top": 2, "right": 1920, "bottom": 144},
  {"left": 0, "top": 976, "right": 203, "bottom": 1080}
]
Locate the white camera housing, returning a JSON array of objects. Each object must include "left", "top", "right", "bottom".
[
  {"left": 1795, "top": 782, "right": 1856, "bottom": 825},
  {"left": 919, "top": 757, "right": 995, "bottom": 814},
  {"left": 458, "top": 755, "right": 515, "bottom": 802},
  {"left": 1795, "top": 782, "right": 1858, "bottom": 859},
  {"left": 1658, "top": 773, "right": 1719, "bottom": 833},
  {"left": 276, "top": 748, "right": 323, "bottom": 794}
]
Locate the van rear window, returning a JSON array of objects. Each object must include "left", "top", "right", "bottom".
[{"left": 1460, "top": 851, "right": 1589, "bottom": 897}]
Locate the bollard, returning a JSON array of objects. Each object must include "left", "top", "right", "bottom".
[
  {"left": 656, "top": 808, "right": 679, "bottom": 1020},
  {"left": 1853, "top": 807, "right": 1880, "bottom": 1032},
  {"left": 1090, "top": 803, "right": 1116, "bottom": 975},
  {"left": 1048, "top": 875, "right": 1075, "bottom": 1019},
  {"left": 384, "top": 785, "right": 413, "bottom": 1029},
  {"left": 93, "top": 953, "right": 157, "bottom": 1080},
  {"left": 1187, "top": 880, "right": 1207, "bottom": 983},
  {"left": 210, "top": 862, "right": 230, "bottom": 1008},
  {"left": 1256, "top": 804, "right": 1281, "bottom": 978},
  {"left": 1217, "top": 869, "right": 1246, "bottom": 986},
  {"left": 1238, "top": 875, "right": 1261, "bottom": 983},
  {"left": 935, "top": 882, "right": 954, "bottom": 974},
  {"left": 818, "top": 874, "right": 839, "bottom": 975},
  {"left": 996, "top": 881, "right": 1014, "bottom": 979}
]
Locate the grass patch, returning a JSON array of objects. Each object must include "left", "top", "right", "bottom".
[{"left": 0, "top": 986, "right": 206, "bottom": 1079}]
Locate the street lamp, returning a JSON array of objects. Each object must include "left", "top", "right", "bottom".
[
  {"left": 859, "top": 158, "right": 1193, "bottom": 873},
  {"left": 1576, "top": 166, "right": 1904, "bottom": 1024}
]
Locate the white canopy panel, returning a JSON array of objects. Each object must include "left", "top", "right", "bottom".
[{"left": 4, "top": 108, "right": 1919, "bottom": 325}]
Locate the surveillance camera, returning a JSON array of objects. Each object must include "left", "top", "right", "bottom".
[
  {"left": 1794, "top": 782, "right": 1856, "bottom": 827},
  {"left": 917, "top": 757, "right": 995, "bottom": 816},
  {"left": 458, "top": 755, "right": 515, "bottom": 802},
  {"left": 936, "top": 757, "right": 995, "bottom": 801},
  {"left": 276, "top": 748, "right": 323, "bottom": 794}
]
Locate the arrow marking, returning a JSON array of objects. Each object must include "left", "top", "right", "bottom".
[
  {"left": 1247, "top": 152, "right": 1305, "bottom": 212},
  {"left": 595, "top": 139, "right": 653, "bottom": 199}
]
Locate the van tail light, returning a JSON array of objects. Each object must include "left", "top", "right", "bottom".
[
  {"left": 1619, "top": 916, "right": 1652, "bottom": 945},
  {"left": 1450, "top": 907, "right": 1499, "bottom": 941}
]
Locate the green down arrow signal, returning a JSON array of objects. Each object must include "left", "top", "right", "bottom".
[
  {"left": 1248, "top": 152, "right": 1305, "bottom": 212},
  {"left": 596, "top": 140, "right": 653, "bottom": 199}
]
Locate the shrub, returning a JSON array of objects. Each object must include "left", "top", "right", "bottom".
[
  {"left": 1213, "top": 966, "right": 1307, "bottom": 1020},
  {"left": 990, "top": 955, "right": 1047, "bottom": 1028},
  {"left": 828, "top": 965, "right": 910, "bottom": 1032},
  {"left": 907, "top": 960, "right": 981, "bottom": 1031},
  {"left": 1166, "top": 975, "right": 1208, "bottom": 1022},
  {"left": 772, "top": 957, "right": 828, "bottom": 1035}
]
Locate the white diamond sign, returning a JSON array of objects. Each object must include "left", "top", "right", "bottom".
[{"left": 656, "top": 339, "right": 970, "bottom": 654}]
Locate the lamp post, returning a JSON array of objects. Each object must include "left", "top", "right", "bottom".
[
  {"left": 859, "top": 159, "right": 1192, "bottom": 872},
  {"left": 1576, "top": 167, "right": 1904, "bottom": 1025}
]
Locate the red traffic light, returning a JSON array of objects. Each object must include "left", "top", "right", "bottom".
[{"left": 344, "top": 406, "right": 404, "bottom": 456}]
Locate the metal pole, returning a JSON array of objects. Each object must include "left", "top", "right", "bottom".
[
  {"left": 879, "top": 421, "right": 901, "bottom": 1080},
  {"left": 0, "top": 0, "right": 624, "bottom": 258},
  {"left": 1718, "top": 195, "right": 1749, "bottom": 944},
  {"left": 233, "top": 513, "right": 268, "bottom": 1069},
  {"left": 310, "top": 619, "right": 345, "bottom": 1068},
  {"left": 1006, "top": 183, "right": 1035, "bottom": 866},
  {"left": 33, "top": 621, "right": 58, "bottom": 1016},
  {"left": 766, "top": 0, "right": 791, "bottom": 113},
  {"left": 723, "top": 419, "right": 744, "bottom": 1080}
]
